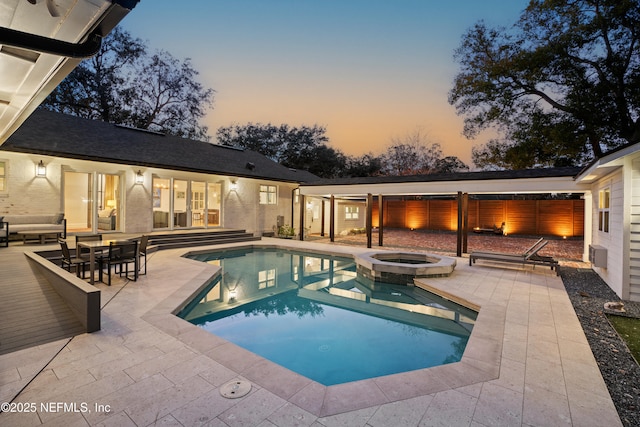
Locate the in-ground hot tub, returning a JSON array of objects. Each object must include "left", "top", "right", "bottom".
[{"left": 354, "top": 251, "right": 456, "bottom": 285}]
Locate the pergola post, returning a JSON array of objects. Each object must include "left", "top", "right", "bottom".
[
  {"left": 378, "top": 194, "right": 384, "bottom": 247},
  {"left": 299, "top": 194, "right": 305, "bottom": 241},
  {"left": 329, "top": 195, "right": 335, "bottom": 242},
  {"left": 366, "top": 193, "right": 373, "bottom": 249},
  {"left": 457, "top": 192, "right": 463, "bottom": 257},
  {"left": 462, "top": 192, "right": 469, "bottom": 253},
  {"left": 320, "top": 199, "right": 326, "bottom": 236}
]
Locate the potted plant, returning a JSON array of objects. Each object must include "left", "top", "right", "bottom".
[{"left": 277, "top": 224, "right": 295, "bottom": 238}]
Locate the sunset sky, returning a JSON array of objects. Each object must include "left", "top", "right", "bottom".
[{"left": 122, "top": 0, "right": 530, "bottom": 165}]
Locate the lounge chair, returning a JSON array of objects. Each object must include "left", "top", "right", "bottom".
[
  {"left": 469, "top": 239, "right": 558, "bottom": 274},
  {"left": 470, "top": 237, "right": 545, "bottom": 258}
]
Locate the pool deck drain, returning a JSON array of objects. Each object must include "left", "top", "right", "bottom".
[{"left": 220, "top": 380, "right": 252, "bottom": 398}]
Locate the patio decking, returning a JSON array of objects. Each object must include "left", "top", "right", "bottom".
[{"left": 0, "top": 238, "right": 621, "bottom": 426}]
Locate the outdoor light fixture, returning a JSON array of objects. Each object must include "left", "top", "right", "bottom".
[
  {"left": 35, "top": 160, "right": 46, "bottom": 177},
  {"left": 229, "top": 179, "right": 238, "bottom": 191},
  {"left": 135, "top": 170, "right": 144, "bottom": 185}
]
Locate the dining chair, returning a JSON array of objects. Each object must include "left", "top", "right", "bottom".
[
  {"left": 99, "top": 240, "right": 138, "bottom": 286},
  {"left": 59, "top": 240, "right": 90, "bottom": 278},
  {"left": 138, "top": 235, "right": 149, "bottom": 275}
]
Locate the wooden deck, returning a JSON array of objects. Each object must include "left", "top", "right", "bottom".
[{"left": 0, "top": 246, "right": 84, "bottom": 356}]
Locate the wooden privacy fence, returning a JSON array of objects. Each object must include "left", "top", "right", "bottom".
[{"left": 373, "top": 199, "right": 584, "bottom": 237}]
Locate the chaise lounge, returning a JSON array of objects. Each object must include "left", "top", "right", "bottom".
[{"left": 469, "top": 238, "right": 559, "bottom": 274}]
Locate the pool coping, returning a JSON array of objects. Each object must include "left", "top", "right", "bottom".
[{"left": 141, "top": 239, "right": 502, "bottom": 417}]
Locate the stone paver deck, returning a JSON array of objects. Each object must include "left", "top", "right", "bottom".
[{"left": 0, "top": 238, "right": 621, "bottom": 426}]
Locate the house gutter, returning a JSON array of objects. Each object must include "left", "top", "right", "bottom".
[
  {"left": 0, "top": 27, "right": 102, "bottom": 58},
  {"left": 0, "top": 0, "right": 139, "bottom": 58}
]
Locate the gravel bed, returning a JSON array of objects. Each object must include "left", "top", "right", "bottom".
[{"left": 559, "top": 267, "right": 640, "bottom": 427}]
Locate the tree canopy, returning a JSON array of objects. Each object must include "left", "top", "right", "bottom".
[
  {"left": 380, "top": 130, "right": 469, "bottom": 175},
  {"left": 41, "top": 27, "right": 214, "bottom": 141},
  {"left": 449, "top": 0, "right": 640, "bottom": 169},
  {"left": 216, "top": 123, "right": 348, "bottom": 178},
  {"left": 217, "top": 123, "right": 468, "bottom": 178}
]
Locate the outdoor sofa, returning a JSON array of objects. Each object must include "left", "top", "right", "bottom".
[{"left": 2, "top": 213, "right": 67, "bottom": 242}]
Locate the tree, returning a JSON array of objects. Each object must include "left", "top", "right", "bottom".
[
  {"left": 434, "top": 156, "right": 470, "bottom": 173},
  {"left": 343, "top": 153, "right": 384, "bottom": 177},
  {"left": 217, "top": 123, "right": 348, "bottom": 178},
  {"left": 124, "top": 50, "right": 214, "bottom": 140},
  {"left": 43, "top": 26, "right": 145, "bottom": 124},
  {"left": 449, "top": 0, "right": 640, "bottom": 169},
  {"left": 41, "top": 27, "right": 214, "bottom": 140},
  {"left": 378, "top": 129, "right": 469, "bottom": 175}
]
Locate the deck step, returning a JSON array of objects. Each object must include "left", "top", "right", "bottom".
[{"left": 147, "top": 229, "right": 259, "bottom": 249}]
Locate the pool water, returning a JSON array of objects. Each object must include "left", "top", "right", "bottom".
[{"left": 181, "top": 247, "right": 476, "bottom": 386}]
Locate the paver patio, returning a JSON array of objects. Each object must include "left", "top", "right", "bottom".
[{"left": 0, "top": 237, "right": 621, "bottom": 426}]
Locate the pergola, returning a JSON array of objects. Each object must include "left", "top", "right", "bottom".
[{"left": 298, "top": 168, "right": 591, "bottom": 260}]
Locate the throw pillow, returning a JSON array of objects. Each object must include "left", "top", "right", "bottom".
[
  {"left": 54, "top": 213, "right": 64, "bottom": 224},
  {"left": 0, "top": 216, "right": 4, "bottom": 229}
]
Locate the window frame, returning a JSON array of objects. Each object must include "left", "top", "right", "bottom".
[
  {"left": 598, "top": 188, "right": 610, "bottom": 233},
  {"left": 345, "top": 205, "right": 359, "bottom": 220},
  {"left": 259, "top": 184, "right": 277, "bottom": 205}
]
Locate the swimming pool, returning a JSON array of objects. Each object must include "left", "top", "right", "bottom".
[{"left": 180, "top": 247, "right": 476, "bottom": 386}]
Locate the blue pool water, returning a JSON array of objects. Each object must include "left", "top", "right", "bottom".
[{"left": 180, "top": 247, "right": 476, "bottom": 386}]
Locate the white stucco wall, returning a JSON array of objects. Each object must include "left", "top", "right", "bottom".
[
  {"left": 629, "top": 156, "right": 640, "bottom": 301},
  {"left": 224, "top": 179, "right": 297, "bottom": 237},
  {"left": 591, "top": 169, "right": 625, "bottom": 298},
  {"left": 1, "top": 153, "right": 299, "bottom": 237},
  {"left": 0, "top": 153, "right": 62, "bottom": 216}
]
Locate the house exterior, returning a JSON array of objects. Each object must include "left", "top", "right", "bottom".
[
  {"left": 575, "top": 142, "right": 640, "bottom": 301},
  {"left": 0, "top": 109, "right": 316, "bottom": 237}
]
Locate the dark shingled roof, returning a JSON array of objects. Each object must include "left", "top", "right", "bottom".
[
  {"left": 1, "top": 109, "right": 318, "bottom": 183},
  {"left": 304, "top": 166, "right": 583, "bottom": 186}
]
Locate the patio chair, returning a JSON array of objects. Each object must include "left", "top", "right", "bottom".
[
  {"left": 469, "top": 237, "right": 545, "bottom": 258},
  {"left": 0, "top": 220, "right": 8, "bottom": 247},
  {"left": 469, "top": 239, "right": 559, "bottom": 274},
  {"left": 98, "top": 240, "right": 138, "bottom": 286},
  {"left": 138, "top": 235, "right": 149, "bottom": 276},
  {"left": 59, "top": 240, "right": 90, "bottom": 278}
]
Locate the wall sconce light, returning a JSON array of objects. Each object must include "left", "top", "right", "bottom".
[
  {"left": 35, "top": 160, "right": 46, "bottom": 177},
  {"left": 229, "top": 179, "right": 238, "bottom": 191},
  {"left": 135, "top": 170, "right": 144, "bottom": 185},
  {"left": 306, "top": 201, "right": 313, "bottom": 210}
]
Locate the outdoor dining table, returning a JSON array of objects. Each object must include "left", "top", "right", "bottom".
[{"left": 77, "top": 239, "right": 129, "bottom": 285}]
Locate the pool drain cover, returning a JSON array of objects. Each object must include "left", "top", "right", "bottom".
[{"left": 220, "top": 380, "right": 251, "bottom": 399}]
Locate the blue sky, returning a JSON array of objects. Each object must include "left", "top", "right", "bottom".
[{"left": 122, "top": 1, "right": 530, "bottom": 164}]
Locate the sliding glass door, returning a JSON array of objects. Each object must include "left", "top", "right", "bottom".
[
  {"left": 152, "top": 176, "right": 222, "bottom": 230},
  {"left": 64, "top": 171, "right": 93, "bottom": 232},
  {"left": 64, "top": 171, "right": 122, "bottom": 233}
]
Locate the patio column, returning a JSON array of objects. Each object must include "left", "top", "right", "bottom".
[
  {"left": 299, "top": 194, "right": 305, "bottom": 241},
  {"left": 457, "top": 192, "right": 470, "bottom": 256},
  {"left": 378, "top": 194, "right": 384, "bottom": 247},
  {"left": 462, "top": 192, "right": 469, "bottom": 253},
  {"left": 366, "top": 193, "right": 373, "bottom": 249},
  {"left": 320, "top": 200, "right": 326, "bottom": 236},
  {"left": 582, "top": 191, "right": 592, "bottom": 262},
  {"left": 329, "top": 195, "right": 335, "bottom": 242}
]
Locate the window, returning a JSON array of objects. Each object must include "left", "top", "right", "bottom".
[
  {"left": 0, "top": 160, "right": 6, "bottom": 192},
  {"left": 259, "top": 185, "right": 277, "bottom": 205},
  {"left": 345, "top": 206, "right": 359, "bottom": 220},
  {"left": 258, "top": 269, "right": 276, "bottom": 289},
  {"left": 598, "top": 188, "right": 610, "bottom": 233}
]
